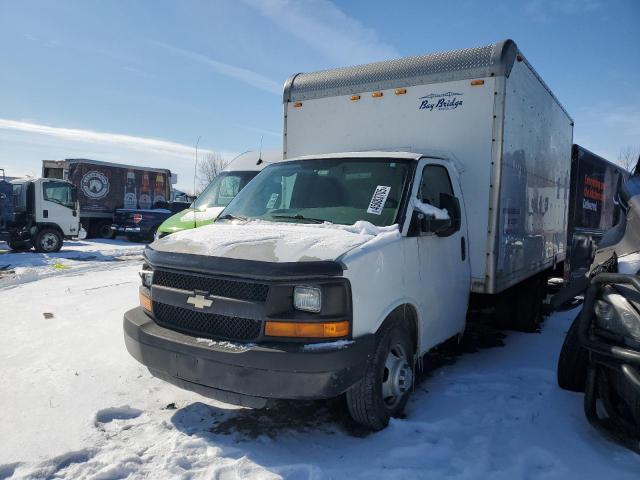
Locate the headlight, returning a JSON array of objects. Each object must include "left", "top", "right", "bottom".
[
  {"left": 293, "top": 286, "right": 322, "bottom": 313},
  {"left": 594, "top": 295, "right": 640, "bottom": 341},
  {"left": 139, "top": 269, "right": 153, "bottom": 288}
]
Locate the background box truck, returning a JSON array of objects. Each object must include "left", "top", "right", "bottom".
[
  {"left": 564, "top": 144, "right": 628, "bottom": 282},
  {"left": 124, "top": 39, "right": 574, "bottom": 429},
  {"left": 42, "top": 159, "right": 173, "bottom": 238}
]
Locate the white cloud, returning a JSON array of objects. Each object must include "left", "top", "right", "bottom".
[
  {"left": 0, "top": 118, "right": 213, "bottom": 159},
  {"left": 242, "top": 0, "right": 399, "bottom": 66},
  {"left": 153, "top": 41, "right": 281, "bottom": 95}
]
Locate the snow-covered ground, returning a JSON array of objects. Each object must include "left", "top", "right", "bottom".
[{"left": 0, "top": 242, "right": 638, "bottom": 479}]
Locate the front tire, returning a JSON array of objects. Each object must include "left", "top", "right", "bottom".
[
  {"left": 557, "top": 313, "right": 588, "bottom": 392},
  {"left": 34, "top": 228, "right": 63, "bottom": 253},
  {"left": 346, "top": 321, "right": 415, "bottom": 430}
]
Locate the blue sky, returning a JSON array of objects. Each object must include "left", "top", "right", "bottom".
[{"left": 1, "top": 0, "right": 638, "bottom": 192}]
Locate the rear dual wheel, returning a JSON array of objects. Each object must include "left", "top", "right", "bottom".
[{"left": 346, "top": 322, "right": 415, "bottom": 430}]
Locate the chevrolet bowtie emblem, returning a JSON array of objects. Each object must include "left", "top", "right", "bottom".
[{"left": 186, "top": 294, "right": 213, "bottom": 309}]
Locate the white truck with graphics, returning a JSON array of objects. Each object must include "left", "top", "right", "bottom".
[{"left": 124, "top": 40, "right": 573, "bottom": 429}]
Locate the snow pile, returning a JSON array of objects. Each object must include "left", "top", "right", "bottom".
[
  {"left": 415, "top": 200, "right": 450, "bottom": 220},
  {"left": 153, "top": 220, "right": 400, "bottom": 262}
]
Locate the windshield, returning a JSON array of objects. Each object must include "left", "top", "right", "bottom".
[
  {"left": 220, "top": 158, "right": 411, "bottom": 227},
  {"left": 193, "top": 171, "right": 257, "bottom": 210}
]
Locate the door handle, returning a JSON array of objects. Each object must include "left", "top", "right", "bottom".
[{"left": 461, "top": 236, "right": 466, "bottom": 261}]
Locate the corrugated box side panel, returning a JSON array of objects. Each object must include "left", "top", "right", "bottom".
[{"left": 491, "top": 59, "right": 573, "bottom": 293}]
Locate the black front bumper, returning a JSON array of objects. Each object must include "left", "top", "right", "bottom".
[
  {"left": 124, "top": 307, "right": 374, "bottom": 408},
  {"left": 578, "top": 273, "right": 640, "bottom": 452}
]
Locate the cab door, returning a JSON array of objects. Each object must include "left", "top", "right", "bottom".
[
  {"left": 412, "top": 160, "right": 471, "bottom": 348},
  {"left": 37, "top": 180, "right": 80, "bottom": 236}
]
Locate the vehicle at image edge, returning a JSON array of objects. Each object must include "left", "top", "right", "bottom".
[
  {"left": 111, "top": 201, "right": 192, "bottom": 242},
  {"left": 0, "top": 172, "right": 84, "bottom": 253},
  {"left": 564, "top": 145, "right": 628, "bottom": 284},
  {"left": 556, "top": 158, "right": 640, "bottom": 453},
  {"left": 154, "top": 150, "right": 281, "bottom": 239},
  {"left": 124, "top": 39, "right": 575, "bottom": 429},
  {"left": 42, "top": 159, "right": 174, "bottom": 239}
]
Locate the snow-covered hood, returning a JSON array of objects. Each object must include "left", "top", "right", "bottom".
[{"left": 151, "top": 220, "right": 400, "bottom": 262}]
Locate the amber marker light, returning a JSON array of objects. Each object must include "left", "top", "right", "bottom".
[
  {"left": 293, "top": 101, "right": 303, "bottom": 108},
  {"left": 140, "top": 290, "right": 152, "bottom": 313},
  {"left": 371, "top": 91, "right": 383, "bottom": 98},
  {"left": 471, "top": 79, "right": 485, "bottom": 86},
  {"left": 264, "top": 320, "right": 350, "bottom": 338},
  {"left": 350, "top": 95, "right": 361, "bottom": 101},
  {"left": 395, "top": 88, "right": 407, "bottom": 95}
]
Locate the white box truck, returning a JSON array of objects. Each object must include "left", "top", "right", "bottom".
[{"left": 124, "top": 39, "right": 573, "bottom": 429}]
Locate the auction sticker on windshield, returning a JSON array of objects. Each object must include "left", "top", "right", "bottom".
[{"left": 367, "top": 185, "right": 391, "bottom": 215}]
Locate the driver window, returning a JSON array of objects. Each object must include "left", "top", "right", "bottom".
[
  {"left": 43, "top": 181, "right": 74, "bottom": 209},
  {"left": 419, "top": 165, "right": 454, "bottom": 208}
]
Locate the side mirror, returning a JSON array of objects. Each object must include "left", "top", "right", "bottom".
[
  {"left": 412, "top": 209, "right": 452, "bottom": 235},
  {"left": 411, "top": 194, "right": 461, "bottom": 237},
  {"left": 437, "top": 193, "right": 461, "bottom": 237}
]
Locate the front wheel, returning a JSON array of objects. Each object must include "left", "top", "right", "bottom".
[
  {"left": 346, "top": 322, "right": 415, "bottom": 430},
  {"left": 34, "top": 228, "right": 63, "bottom": 253},
  {"left": 557, "top": 313, "right": 588, "bottom": 392}
]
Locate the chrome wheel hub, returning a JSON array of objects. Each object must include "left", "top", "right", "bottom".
[
  {"left": 40, "top": 233, "right": 59, "bottom": 252},
  {"left": 382, "top": 343, "right": 412, "bottom": 408}
]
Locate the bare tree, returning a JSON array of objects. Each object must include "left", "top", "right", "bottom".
[
  {"left": 617, "top": 145, "right": 640, "bottom": 173},
  {"left": 196, "top": 152, "right": 229, "bottom": 193}
]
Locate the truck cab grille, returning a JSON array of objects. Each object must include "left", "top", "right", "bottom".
[
  {"left": 153, "top": 270, "right": 269, "bottom": 302},
  {"left": 153, "top": 302, "right": 261, "bottom": 341}
]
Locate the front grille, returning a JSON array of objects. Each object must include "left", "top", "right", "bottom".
[
  {"left": 153, "top": 302, "right": 261, "bottom": 341},
  {"left": 153, "top": 270, "right": 269, "bottom": 302}
]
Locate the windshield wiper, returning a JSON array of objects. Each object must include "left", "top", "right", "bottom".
[
  {"left": 218, "top": 213, "right": 247, "bottom": 221},
  {"left": 271, "top": 214, "right": 331, "bottom": 224}
]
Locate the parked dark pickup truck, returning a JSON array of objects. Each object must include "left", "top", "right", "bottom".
[{"left": 112, "top": 201, "right": 190, "bottom": 241}]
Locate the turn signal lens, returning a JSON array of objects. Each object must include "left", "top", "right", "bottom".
[
  {"left": 350, "top": 95, "right": 361, "bottom": 101},
  {"left": 293, "top": 101, "right": 303, "bottom": 108},
  {"left": 139, "top": 290, "right": 152, "bottom": 313},
  {"left": 264, "top": 320, "right": 349, "bottom": 338},
  {"left": 470, "top": 79, "right": 485, "bottom": 86},
  {"left": 395, "top": 88, "right": 407, "bottom": 95},
  {"left": 371, "top": 91, "right": 383, "bottom": 98}
]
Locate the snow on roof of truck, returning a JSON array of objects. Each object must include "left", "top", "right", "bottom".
[
  {"left": 224, "top": 149, "right": 281, "bottom": 172},
  {"left": 284, "top": 39, "right": 570, "bottom": 120}
]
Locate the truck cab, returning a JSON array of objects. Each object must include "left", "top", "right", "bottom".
[
  {"left": 2, "top": 178, "right": 83, "bottom": 252},
  {"left": 124, "top": 39, "right": 572, "bottom": 430}
]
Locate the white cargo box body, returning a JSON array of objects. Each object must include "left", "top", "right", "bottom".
[{"left": 283, "top": 40, "right": 573, "bottom": 294}]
